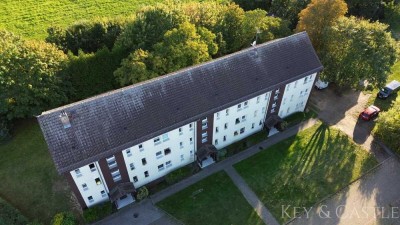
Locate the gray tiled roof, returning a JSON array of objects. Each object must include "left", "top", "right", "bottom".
[{"left": 37, "top": 32, "right": 323, "bottom": 174}]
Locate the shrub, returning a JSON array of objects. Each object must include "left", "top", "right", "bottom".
[
  {"left": 51, "top": 212, "right": 76, "bottom": 225},
  {"left": 82, "top": 202, "right": 113, "bottom": 223},
  {"left": 0, "top": 198, "right": 28, "bottom": 225},
  {"left": 136, "top": 186, "right": 149, "bottom": 201},
  {"left": 217, "top": 148, "right": 227, "bottom": 161},
  {"left": 0, "top": 116, "right": 11, "bottom": 144},
  {"left": 165, "top": 166, "right": 192, "bottom": 185}
]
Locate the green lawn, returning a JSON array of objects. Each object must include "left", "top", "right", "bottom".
[
  {"left": 234, "top": 122, "right": 377, "bottom": 223},
  {"left": 157, "top": 171, "right": 264, "bottom": 225},
  {"left": 0, "top": 0, "right": 168, "bottom": 39},
  {"left": 366, "top": 60, "right": 400, "bottom": 111},
  {"left": 0, "top": 119, "right": 71, "bottom": 224}
]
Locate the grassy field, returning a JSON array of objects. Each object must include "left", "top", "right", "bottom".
[
  {"left": 157, "top": 171, "right": 264, "bottom": 225},
  {"left": 234, "top": 122, "right": 377, "bottom": 223},
  {"left": 0, "top": 0, "right": 167, "bottom": 39},
  {"left": 0, "top": 119, "right": 71, "bottom": 224},
  {"left": 366, "top": 61, "right": 400, "bottom": 111}
]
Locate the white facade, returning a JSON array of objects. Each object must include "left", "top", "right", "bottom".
[
  {"left": 121, "top": 122, "right": 196, "bottom": 188},
  {"left": 70, "top": 162, "right": 109, "bottom": 207},
  {"left": 212, "top": 92, "right": 271, "bottom": 149},
  {"left": 278, "top": 73, "right": 316, "bottom": 118}
]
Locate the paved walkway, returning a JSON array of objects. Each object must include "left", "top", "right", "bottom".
[{"left": 225, "top": 166, "right": 280, "bottom": 225}]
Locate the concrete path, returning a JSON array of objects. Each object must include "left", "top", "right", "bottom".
[
  {"left": 225, "top": 166, "right": 280, "bottom": 225},
  {"left": 150, "top": 118, "right": 318, "bottom": 204}
]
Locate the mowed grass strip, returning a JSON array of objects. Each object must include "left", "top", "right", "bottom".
[
  {"left": 0, "top": 119, "right": 71, "bottom": 224},
  {"left": 157, "top": 171, "right": 264, "bottom": 225},
  {"left": 234, "top": 122, "right": 377, "bottom": 223},
  {"left": 0, "top": 0, "right": 164, "bottom": 39}
]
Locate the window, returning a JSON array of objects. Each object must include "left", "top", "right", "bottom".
[
  {"left": 242, "top": 115, "right": 246, "bottom": 121},
  {"left": 130, "top": 163, "right": 135, "bottom": 171},
  {"left": 224, "top": 123, "right": 228, "bottom": 129},
  {"left": 156, "top": 151, "right": 163, "bottom": 159},
  {"left": 106, "top": 156, "right": 117, "bottom": 169},
  {"left": 265, "top": 93, "right": 269, "bottom": 100},
  {"left": 294, "top": 80, "right": 298, "bottom": 88},
  {"left": 88, "top": 196, "right": 94, "bottom": 203},
  {"left": 223, "top": 136, "right": 227, "bottom": 141},
  {"left": 190, "top": 137, "right": 193, "bottom": 144},
  {"left": 254, "top": 110, "right": 258, "bottom": 117},
  {"left": 112, "top": 170, "right": 121, "bottom": 182},
  {"left": 202, "top": 118, "right": 208, "bottom": 130},
  {"left": 82, "top": 183, "right": 88, "bottom": 191},
  {"left": 101, "top": 190, "right": 107, "bottom": 198},
  {"left": 139, "top": 144, "right": 144, "bottom": 151},
  {"left": 179, "top": 128, "right": 183, "bottom": 135},
  {"left": 240, "top": 127, "right": 245, "bottom": 134},
  {"left": 226, "top": 109, "right": 229, "bottom": 116},
  {"left": 305, "top": 88, "right": 308, "bottom": 93},
  {"left": 215, "top": 139, "right": 218, "bottom": 145},
  {"left": 166, "top": 160, "right": 172, "bottom": 168},
  {"left": 154, "top": 137, "right": 161, "bottom": 145},
  {"left": 272, "top": 102, "right": 277, "bottom": 108},
  {"left": 126, "top": 149, "right": 132, "bottom": 157},
  {"left": 271, "top": 108, "right": 275, "bottom": 113},
  {"left": 275, "top": 88, "right": 280, "bottom": 94},
  {"left": 142, "top": 158, "right": 147, "bottom": 166},
  {"left": 89, "top": 164, "right": 96, "bottom": 172},
  {"left": 133, "top": 176, "right": 138, "bottom": 183},
  {"left": 180, "top": 142, "right": 183, "bottom": 149},
  {"left": 202, "top": 131, "right": 208, "bottom": 138},
  {"left": 283, "top": 98, "right": 286, "bottom": 105},
  {"left": 244, "top": 101, "right": 248, "bottom": 108},
  {"left": 304, "top": 77, "right": 308, "bottom": 84},
  {"left": 189, "top": 123, "right": 193, "bottom": 130},
  {"left": 164, "top": 148, "right": 171, "bottom": 155},
  {"left": 262, "top": 107, "right": 266, "bottom": 113},
  {"left": 234, "top": 131, "right": 239, "bottom": 136},
  {"left": 287, "top": 107, "right": 290, "bottom": 114},
  {"left": 259, "top": 120, "right": 263, "bottom": 126},
  {"left": 274, "top": 93, "right": 279, "bottom": 101},
  {"left": 162, "top": 133, "right": 169, "bottom": 142},
  {"left": 237, "top": 103, "right": 242, "bottom": 110},
  {"left": 252, "top": 123, "right": 255, "bottom": 129},
  {"left": 215, "top": 127, "right": 219, "bottom": 133},
  {"left": 202, "top": 137, "right": 207, "bottom": 143},
  {"left": 75, "top": 169, "right": 82, "bottom": 177},
  {"left": 144, "top": 171, "right": 149, "bottom": 177},
  {"left": 257, "top": 96, "right": 260, "bottom": 103},
  {"left": 235, "top": 118, "right": 240, "bottom": 124},
  {"left": 95, "top": 178, "right": 101, "bottom": 185},
  {"left": 216, "top": 112, "right": 220, "bottom": 119},
  {"left": 158, "top": 164, "right": 165, "bottom": 171},
  {"left": 286, "top": 83, "right": 290, "bottom": 91},
  {"left": 290, "top": 95, "right": 294, "bottom": 102},
  {"left": 181, "top": 154, "right": 184, "bottom": 161}
]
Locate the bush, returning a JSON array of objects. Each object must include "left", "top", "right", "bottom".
[
  {"left": 136, "top": 186, "right": 149, "bottom": 201},
  {"left": 82, "top": 202, "right": 113, "bottom": 223},
  {"left": 217, "top": 148, "right": 227, "bottom": 161},
  {"left": 0, "top": 198, "right": 28, "bottom": 225},
  {"left": 51, "top": 212, "right": 76, "bottom": 225},
  {"left": 165, "top": 166, "right": 192, "bottom": 185},
  {"left": 0, "top": 116, "right": 11, "bottom": 143}
]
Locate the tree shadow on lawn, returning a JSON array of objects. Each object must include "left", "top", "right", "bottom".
[{"left": 235, "top": 123, "right": 376, "bottom": 224}]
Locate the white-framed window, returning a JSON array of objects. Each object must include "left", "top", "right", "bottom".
[
  {"left": 88, "top": 196, "right": 94, "bottom": 203},
  {"left": 163, "top": 133, "right": 169, "bottom": 142},
  {"left": 300, "top": 91, "right": 303, "bottom": 97},
  {"left": 75, "top": 169, "right": 82, "bottom": 178},
  {"left": 271, "top": 108, "right": 275, "bottom": 113},
  {"left": 272, "top": 102, "right": 277, "bottom": 108},
  {"left": 164, "top": 148, "right": 171, "bottom": 155},
  {"left": 89, "top": 163, "right": 96, "bottom": 172},
  {"left": 290, "top": 95, "right": 294, "bottom": 102},
  {"left": 202, "top": 131, "right": 208, "bottom": 138},
  {"left": 190, "top": 137, "right": 193, "bottom": 144},
  {"left": 305, "top": 88, "right": 308, "bottom": 94},
  {"left": 235, "top": 118, "right": 240, "bottom": 124},
  {"left": 237, "top": 103, "right": 242, "bottom": 110},
  {"left": 252, "top": 123, "right": 255, "bottom": 129},
  {"left": 242, "top": 115, "right": 246, "bottom": 121},
  {"left": 158, "top": 164, "right": 165, "bottom": 171},
  {"left": 262, "top": 107, "right": 266, "bottom": 113},
  {"left": 101, "top": 190, "right": 107, "bottom": 198},
  {"left": 202, "top": 137, "right": 207, "bottom": 143},
  {"left": 283, "top": 98, "right": 286, "bottom": 105},
  {"left": 106, "top": 156, "right": 117, "bottom": 169},
  {"left": 139, "top": 144, "right": 144, "bottom": 151},
  {"left": 287, "top": 107, "right": 290, "bottom": 114},
  {"left": 216, "top": 112, "right": 220, "bottom": 119},
  {"left": 154, "top": 137, "right": 161, "bottom": 145},
  {"left": 126, "top": 149, "right": 132, "bottom": 157},
  {"left": 234, "top": 131, "right": 239, "bottom": 136},
  {"left": 179, "top": 128, "right": 183, "bottom": 135},
  {"left": 265, "top": 93, "right": 269, "bottom": 100},
  {"left": 226, "top": 109, "right": 229, "bottom": 116},
  {"left": 286, "top": 83, "right": 290, "bottom": 91},
  {"left": 180, "top": 142, "right": 184, "bottom": 149},
  {"left": 244, "top": 101, "right": 248, "bottom": 108},
  {"left": 254, "top": 110, "right": 258, "bottom": 117},
  {"left": 112, "top": 170, "right": 121, "bottom": 182},
  {"left": 95, "top": 178, "right": 101, "bottom": 185},
  {"left": 133, "top": 176, "right": 138, "bottom": 183},
  {"left": 130, "top": 163, "right": 135, "bottom": 171},
  {"left": 304, "top": 77, "right": 308, "bottom": 84},
  {"left": 189, "top": 123, "right": 193, "bottom": 131},
  {"left": 223, "top": 136, "right": 227, "bottom": 141},
  {"left": 240, "top": 127, "right": 245, "bottom": 134},
  {"left": 166, "top": 160, "right": 172, "bottom": 168},
  {"left": 294, "top": 80, "right": 298, "bottom": 88},
  {"left": 259, "top": 120, "right": 263, "bottom": 126},
  {"left": 144, "top": 171, "right": 149, "bottom": 177},
  {"left": 215, "top": 127, "right": 219, "bottom": 133},
  {"left": 224, "top": 123, "right": 228, "bottom": 129},
  {"left": 142, "top": 158, "right": 147, "bottom": 165},
  {"left": 215, "top": 139, "right": 218, "bottom": 145},
  {"left": 257, "top": 96, "right": 260, "bottom": 103},
  {"left": 202, "top": 118, "right": 208, "bottom": 130},
  {"left": 181, "top": 154, "right": 184, "bottom": 161},
  {"left": 156, "top": 151, "right": 163, "bottom": 159},
  {"left": 275, "top": 88, "right": 280, "bottom": 94},
  {"left": 82, "top": 183, "right": 88, "bottom": 191}
]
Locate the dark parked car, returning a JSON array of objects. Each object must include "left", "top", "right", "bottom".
[
  {"left": 359, "top": 105, "right": 380, "bottom": 121},
  {"left": 377, "top": 80, "right": 400, "bottom": 99}
]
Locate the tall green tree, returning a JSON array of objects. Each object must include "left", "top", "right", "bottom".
[
  {"left": 114, "top": 22, "right": 218, "bottom": 86},
  {"left": 0, "top": 30, "right": 69, "bottom": 120},
  {"left": 321, "top": 17, "right": 398, "bottom": 88},
  {"left": 296, "top": 0, "right": 348, "bottom": 53},
  {"left": 269, "top": 0, "right": 310, "bottom": 29}
]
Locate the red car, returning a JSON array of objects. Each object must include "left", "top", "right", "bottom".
[{"left": 359, "top": 105, "right": 380, "bottom": 121}]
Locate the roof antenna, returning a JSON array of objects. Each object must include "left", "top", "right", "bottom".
[{"left": 251, "top": 29, "right": 261, "bottom": 47}]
